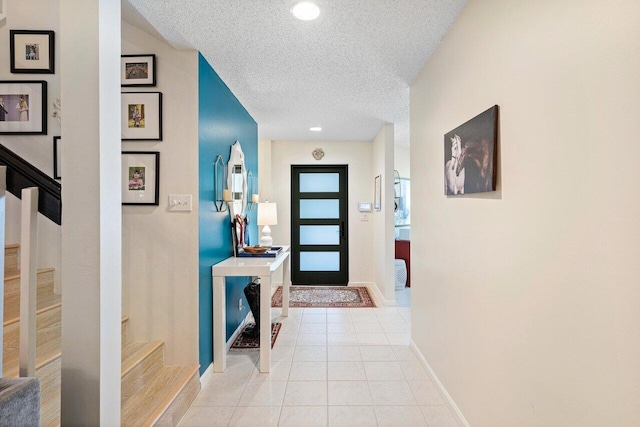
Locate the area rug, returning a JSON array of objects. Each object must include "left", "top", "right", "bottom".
[
  {"left": 271, "top": 286, "right": 376, "bottom": 308},
  {"left": 230, "top": 322, "right": 281, "bottom": 350}
]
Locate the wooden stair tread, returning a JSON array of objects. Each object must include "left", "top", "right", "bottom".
[
  {"left": 3, "top": 347, "right": 61, "bottom": 378},
  {"left": 5, "top": 267, "right": 55, "bottom": 281},
  {"left": 122, "top": 341, "right": 164, "bottom": 377},
  {"left": 3, "top": 293, "right": 61, "bottom": 326},
  {"left": 121, "top": 364, "right": 199, "bottom": 427}
]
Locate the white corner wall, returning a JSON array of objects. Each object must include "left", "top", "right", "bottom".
[
  {"left": 372, "top": 125, "right": 396, "bottom": 303},
  {"left": 121, "top": 21, "right": 199, "bottom": 365},
  {"left": 0, "top": 0, "right": 61, "bottom": 289},
  {"left": 394, "top": 144, "right": 410, "bottom": 179},
  {"left": 410, "top": 0, "right": 640, "bottom": 425},
  {"left": 268, "top": 140, "right": 374, "bottom": 285}
]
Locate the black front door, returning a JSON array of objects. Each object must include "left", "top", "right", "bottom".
[{"left": 291, "top": 165, "right": 349, "bottom": 285}]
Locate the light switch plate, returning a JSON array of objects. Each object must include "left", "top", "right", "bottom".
[{"left": 168, "top": 194, "right": 192, "bottom": 212}]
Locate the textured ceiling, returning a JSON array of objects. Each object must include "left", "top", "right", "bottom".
[{"left": 124, "top": 0, "right": 466, "bottom": 146}]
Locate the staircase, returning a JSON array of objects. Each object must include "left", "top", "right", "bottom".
[{"left": 2, "top": 244, "right": 201, "bottom": 426}]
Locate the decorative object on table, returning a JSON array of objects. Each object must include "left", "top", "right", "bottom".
[
  {"left": 0, "top": 80, "right": 47, "bottom": 135},
  {"left": 445, "top": 105, "right": 499, "bottom": 195},
  {"left": 53, "top": 136, "right": 61, "bottom": 179},
  {"left": 238, "top": 246, "right": 283, "bottom": 258},
  {"left": 121, "top": 54, "right": 156, "bottom": 87},
  {"left": 232, "top": 214, "right": 248, "bottom": 256},
  {"left": 230, "top": 322, "right": 281, "bottom": 350},
  {"left": 271, "top": 286, "right": 376, "bottom": 308},
  {"left": 10, "top": 30, "right": 55, "bottom": 74},
  {"left": 242, "top": 280, "right": 261, "bottom": 338},
  {"left": 373, "top": 174, "right": 381, "bottom": 211},
  {"left": 213, "top": 155, "right": 228, "bottom": 212},
  {"left": 258, "top": 202, "right": 278, "bottom": 248},
  {"left": 121, "top": 92, "right": 162, "bottom": 140},
  {"left": 121, "top": 151, "right": 160, "bottom": 205},
  {"left": 243, "top": 245, "right": 268, "bottom": 254},
  {"left": 312, "top": 148, "right": 324, "bottom": 160}
]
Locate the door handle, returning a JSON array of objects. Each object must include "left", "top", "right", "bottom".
[{"left": 340, "top": 221, "right": 345, "bottom": 239}]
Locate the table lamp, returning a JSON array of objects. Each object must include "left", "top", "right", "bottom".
[{"left": 258, "top": 202, "right": 278, "bottom": 248}]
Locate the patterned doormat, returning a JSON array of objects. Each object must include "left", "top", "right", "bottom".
[
  {"left": 271, "top": 286, "right": 376, "bottom": 308},
  {"left": 230, "top": 322, "right": 282, "bottom": 350}
]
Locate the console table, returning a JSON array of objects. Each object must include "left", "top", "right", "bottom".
[{"left": 211, "top": 246, "right": 291, "bottom": 373}]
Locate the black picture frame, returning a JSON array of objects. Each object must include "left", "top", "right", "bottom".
[
  {"left": 121, "top": 92, "right": 163, "bottom": 141},
  {"left": 53, "top": 136, "right": 61, "bottom": 179},
  {"left": 0, "top": 80, "right": 47, "bottom": 135},
  {"left": 122, "top": 151, "right": 160, "bottom": 205},
  {"left": 121, "top": 54, "right": 156, "bottom": 87},
  {"left": 10, "top": 30, "right": 55, "bottom": 74}
]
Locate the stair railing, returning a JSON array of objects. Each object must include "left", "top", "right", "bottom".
[
  {"left": 0, "top": 145, "right": 61, "bottom": 378},
  {"left": 19, "top": 188, "right": 38, "bottom": 377}
]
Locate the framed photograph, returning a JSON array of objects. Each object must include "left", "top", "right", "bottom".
[
  {"left": 121, "top": 54, "right": 156, "bottom": 87},
  {"left": 10, "top": 30, "right": 55, "bottom": 74},
  {"left": 122, "top": 151, "right": 160, "bottom": 205},
  {"left": 53, "top": 136, "right": 61, "bottom": 179},
  {"left": 374, "top": 175, "right": 381, "bottom": 211},
  {"left": 121, "top": 92, "right": 162, "bottom": 140},
  {"left": 0, "top": 80, "right": 47, "bottom": 135},
  {"left": 444, "top": 105, "right": 499, "bottom": 195}
]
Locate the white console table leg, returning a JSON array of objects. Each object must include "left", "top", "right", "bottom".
[
  {"left": 259, "top": 274, "right": 272, "bottom": 372},
  {"left": 282, "top": 255, "right": 291, "bottom": 317},
  {"left": 213, "top": 276, "right": 226, "bottom": 373}
]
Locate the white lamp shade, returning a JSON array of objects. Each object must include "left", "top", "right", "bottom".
[{"left": 258, "top": 202, "right": 278, "bottom": 226}]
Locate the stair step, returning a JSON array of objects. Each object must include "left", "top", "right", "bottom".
[
  {"left": 121, "top": 364, "right": 200, "bottom": 427},
  {"left": 3, "top": 302, "right": 61, "bottom": 376},
  {"left": 122, "top": 341, "right": 165, "bottom": 406},
  {"left": 3, "top": 292, "right": 61, "bottom": 326}
]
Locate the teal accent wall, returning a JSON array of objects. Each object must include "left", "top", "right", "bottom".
[{"left": 198, "top": 53, "right": 258, "bottom": 375}]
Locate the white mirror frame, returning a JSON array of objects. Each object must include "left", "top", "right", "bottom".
[{"left": 227, "top": 141, "right": 247, "bottom": 218}]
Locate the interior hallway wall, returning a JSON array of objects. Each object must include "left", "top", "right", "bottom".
[
  {"left": 122, "top": 21, "right": 200, "bottom": 366},
  {"left": 0, "top": 0, "right": 61, "bottom": 290},
  {"left": 268, "top": 140, "right": 374, "bottom": 286},
  {"left": 410, "top": 0, "right": 640, "bottom": 425},
  {"left": 372, "top": 125, "right": 396, "bottom": 303}
]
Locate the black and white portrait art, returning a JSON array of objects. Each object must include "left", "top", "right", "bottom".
[{"left": 444, "top": 105, "right": 499, "bottom": 195}]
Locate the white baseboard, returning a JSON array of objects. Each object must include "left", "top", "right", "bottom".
[
  {"left": 349, "top": 281, "right": 396, "bottom": 307},
  {"left": 409, "top": 339, "right": 470, "bottom": 427},
  {"left": 200, "top": 363, "right": 213, "bottom": 388}
]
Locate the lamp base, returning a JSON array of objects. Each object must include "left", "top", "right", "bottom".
[{"left": 260, "top": 225, "right": 273, "bottom": 248}]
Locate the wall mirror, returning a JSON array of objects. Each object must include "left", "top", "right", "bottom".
[{"left": 227, "top": 141, "right": 247, "bottom": 218}]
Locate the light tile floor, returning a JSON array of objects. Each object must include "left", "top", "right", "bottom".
[{"left": 179, "top": 305, "right": 458, "bottom": 427}]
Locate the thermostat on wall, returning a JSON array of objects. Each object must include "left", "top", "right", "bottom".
[{"left": 358, "top": 202, "right": 372, "bottom": 212}]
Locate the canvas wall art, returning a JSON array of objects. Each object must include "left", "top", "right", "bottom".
[{"left": 444, "top": 105, "right": 499, "bottom": 195}]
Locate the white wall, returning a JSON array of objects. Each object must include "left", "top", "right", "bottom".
[
  {"left": 0, "top": 0, "right": 61, "bottom": 289},
  {"left": 121, "top": 21, "right": 199, "bottom": 365},
  {"left": 410, "top": 0, "right": 640, "bottom": 425},
  {"left": 268, "top": 140, "right": 375, "bottom": 285},
  {"left": 394, "top": 144, "right": 410, "bottom": 179},
  {"left": 372, "top": 125, "right": 396, "bottom": 302}
]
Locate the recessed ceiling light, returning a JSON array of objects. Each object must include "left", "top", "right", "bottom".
[
  {"left": 310, "top": 127, "right": 322, "bottom": 131},
  {"left": 291, "top": 2, "right": 320, "bottom": 21}
]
